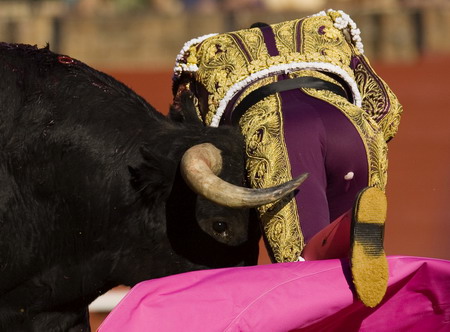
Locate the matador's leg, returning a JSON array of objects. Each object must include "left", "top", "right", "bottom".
[{"left": 301, "top": 186, "right": 388, "bottom": 308}]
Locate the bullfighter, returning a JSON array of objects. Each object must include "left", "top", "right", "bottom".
[{"left": 171, "top": 9, "right": 403, "bottom": 307}]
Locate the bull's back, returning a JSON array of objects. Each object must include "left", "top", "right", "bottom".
[{"left": 0, "top": 43, "right": 163, "bottom": 290}]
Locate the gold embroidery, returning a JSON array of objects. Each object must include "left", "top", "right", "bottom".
[
  {"left": 194, "top": 34, "right": 255, "bottom": 125},
  {"left": 272, "top": 19, "right": 297, "bottom": 54},
  {"left": 191, "top": 13, "right": 360, "bottom": 125},
  {"left": 353, "top": 55, "right": 403, "bottom": 142},
  {"left": 232, "top": 29, "right": 267, "bottom": 61},
  {"left": 300, "top": 16, "right": 355, "bottom": 79},
  {"left": 239, "top": 92, "right": 304, "bottom": 262}
]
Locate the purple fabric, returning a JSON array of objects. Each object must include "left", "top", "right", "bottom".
[
  {"left": 99, "top": 256, "right": 450, "bottom": 332},
  {"left": 224, "top": 26, "right": 369, "bottom": 241},
  {"left": 259, "top": 26, "right": 279, "bottom": 56},
  {"left": 350, "top": 55, "right": 361, "bottom": 70},
  {"left": 295, "top": 20, "right": 304, "bottom": 52},
  {"left": 230, "top": 34, "right": 252, "bottom": 63},
  {"left": 280, "top": 88, "right": 368, "bottom": 242}
]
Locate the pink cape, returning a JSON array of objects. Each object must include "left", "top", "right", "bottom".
[{"left": 98, "top": 256, "right": 450, "bottom": 331}]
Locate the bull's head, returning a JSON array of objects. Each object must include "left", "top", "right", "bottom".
[
  {"left": 180, "top": 142, "right": 306, "bottom": 246},
  {"left": 126, "top": 91, "right": 307, "bottom": 274},
  {"left": 162, "top": 92, "right": 306, "bottom": 268}
]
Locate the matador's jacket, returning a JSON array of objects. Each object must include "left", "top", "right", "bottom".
[{"left": 172, "top": 10, "right": 402, "bottom": 263}]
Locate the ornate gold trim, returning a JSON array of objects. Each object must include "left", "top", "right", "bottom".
[{"left": 239, "top": 89, "right": 304, "bottom": 262}]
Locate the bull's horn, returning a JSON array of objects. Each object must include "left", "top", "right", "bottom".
[{"left": 180, "top": 143, "right": 308, "bottom": 208}]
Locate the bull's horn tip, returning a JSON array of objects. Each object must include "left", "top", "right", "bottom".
[{"left": 293, "top": 173, "right": 309, "bottom": 185}]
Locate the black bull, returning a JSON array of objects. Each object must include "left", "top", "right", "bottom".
[{"left": 0, "top": 43, "right": 302, "bottom": 331}]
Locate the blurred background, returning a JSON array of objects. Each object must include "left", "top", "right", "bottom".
[{"left": 1, "top": 0, "right": 448, "bottom": 329}]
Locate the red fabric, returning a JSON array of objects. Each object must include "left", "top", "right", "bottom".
[
  {"left": 301, "top": 211, "right": 351, "bottom": 260},
  {"left": 99, "top": 256, "right": 450, "bottom": 331}
]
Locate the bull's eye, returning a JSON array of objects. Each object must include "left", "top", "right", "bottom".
[{"left": 212, "top": 221, "right": 228, "bottom": 234}]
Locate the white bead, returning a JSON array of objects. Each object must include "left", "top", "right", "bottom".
[{"left": 344, "top": 172, "right": 354, "bottom": 180}]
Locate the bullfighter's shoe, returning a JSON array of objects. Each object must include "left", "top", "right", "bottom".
[{"left": 350, "top": 186, "right": 388, "bottom": 308}]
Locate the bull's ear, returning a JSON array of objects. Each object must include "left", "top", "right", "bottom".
[
  {"left": 169, "top": 90, "right": 203, "bottom": 126},
  {"left": 128, "top": 147, "right": 177, "bottom": 203}
]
